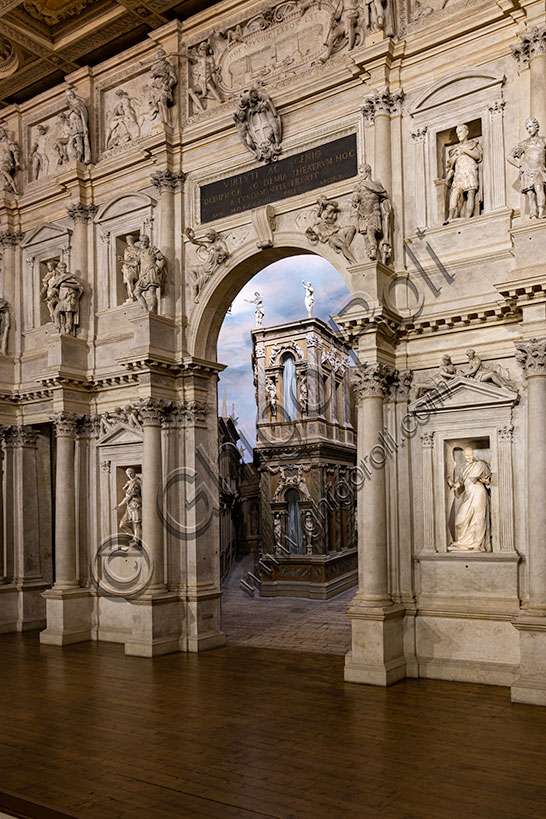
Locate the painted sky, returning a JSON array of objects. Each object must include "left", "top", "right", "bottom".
[{"left": 217, "top": 255, "right": 352, "bottom": 459}]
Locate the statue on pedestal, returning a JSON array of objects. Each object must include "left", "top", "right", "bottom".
[
  {"left": 445, "top": 124, "right": 482, "bottom": 221},
  {"left": 114, "top": 467, "right": 142, "bottom": 545},
  {"left": 305, "top": 196, "right": 357, "bottom": 263},
  {"left": 508, "top": 117, "right": 546, "bottom": 220},
  {"left": 65, "top": 89, "right": 91, "bottom": 164},
  {"left": 0, "top": 299, "right": 10, "bottom": 356},
  {"left": 299, "top": 372, "right": 308, "bottom": 414},
  {"left": 266, "top": 376, "right": 277, "bottom": 419},
  {"left": 245, "top": 291, "right": 264, "bottom": 328},
  {"left": 134, "top": 235, "right": 165, "bottom": 313},
  {"left": 41, "top": 261, "right": 83, "bottom": 336},
  {"left": 273, "top": 511, "right": 282, "bottom": 555},
  {"left": 0, "top": 123, "right": 20, "bottom": 194},
  {"left": 351, "top": 164, "right": 392, "bottom": 262},
  {"left": 302, "top": 280, "right": 315, "bottom": 317},
  {"left": 447, "top": 447, "right": 491, "bottom": 552}
]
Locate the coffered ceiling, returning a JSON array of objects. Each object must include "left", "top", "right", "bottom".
[{"left": 0, "top": 0, "right": 209, "bottom": 109}]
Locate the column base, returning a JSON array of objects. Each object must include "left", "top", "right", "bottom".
[
  {"left": 0, "top": 584, "right": 18, "bottom": 633},
  {"left": 344, "top": 599, "right": 406, "bottom": 686},
  {"left": 39, "top": 588, "right": 93, "bottom": 646},
  {"left": 16, "top": 581, "right": 49, "bottom": 631},
  {"left": 511, "top": 613, "right": 546, "bottom": 706},
  {"left": 185, "top": 589, "right": 225, "bottom": 653},
  {"left": 125, "top": 592, "right": 181, "bottom": 657}
]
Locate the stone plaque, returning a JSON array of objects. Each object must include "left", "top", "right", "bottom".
[{"left": 200, "top": 133, "right": 357, "bottom": 223}]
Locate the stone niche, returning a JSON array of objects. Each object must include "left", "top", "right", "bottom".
[
  {"left": 409, "top": 376, "right": 521, "bottom": 615},
  {"left": 408, "top": 68, "right": 508, "bottom": 234},
  {"left": 22, "top": 221, "right": 73, "bottom": 334},
  {"left": 94, "top": 420, "right": 144, "bottom": 645}
]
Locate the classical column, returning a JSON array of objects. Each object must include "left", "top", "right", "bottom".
[
  {"left": 512, "top": 25, "right": 546, "bottom": 130},
  {"left": 420, "top": 431, "right": 436, "bottom": 552},
  {"left": 51, "top": 413, "right": 80, "bottom": 589},
  {"left": 487, "top": 101, "right": 506, "bottom": 212},
  {"left": 497, "top": 425, "right": 515, "bottom": 553},
  {"left": 353, "top": 362, "right": 392, "bottom": 605},
  {"left": 67, "top": 203, "right": 96, "bottom": 278},
  {"left": 515, "top": 338, "right": 546, "bottom": 612},
  {"left": 411, "top": 127, "right": 428, "bottom": 231},
  {"left": 305, "top": 332, "right": 321, "bottom": 418},
  {"left": 512, "top": 338, "right": 546, "bottom": 705},
  {"left": 139, "top": 398, "right": 166, "bottom": 592},
  {"left": 345, "top": 360, "right": 406, "bottom": 686},
  {"left": 0, "top": 232, "right": 21, "bottom": 310},
  {"left": 151, "top": 170, "right": 184, "bottom": 317},
  {"left": 362, "top": 88, "right": 404, "bottom": 195}
]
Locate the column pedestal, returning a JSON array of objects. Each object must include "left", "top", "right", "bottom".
[
  {"left": 125, "top": 592, "right": 181, "bottom": 657},
  {"left": 344, "top": 601, "right": 406, "bottom": 685},
  {"left": 40, "top": 588, "right": 93, "bottom": 645},
  {"left": 511, "top": 616, "right": 546, "bottom": 705}
]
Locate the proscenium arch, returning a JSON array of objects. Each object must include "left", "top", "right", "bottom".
[{"left": 187, "top": 235, "right": 355, "bottom": 363}]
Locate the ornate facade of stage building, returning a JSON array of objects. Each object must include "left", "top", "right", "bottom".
[{"left": 0, "top": 0, "right": 545, "bottom": 705}]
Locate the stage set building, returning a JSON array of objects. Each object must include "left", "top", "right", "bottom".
[{"left": 0, "top": 0, "right": 545, "bottom": 706}]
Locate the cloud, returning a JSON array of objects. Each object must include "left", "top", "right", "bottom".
[{"left": 218, "top": 255, "right": 351, "bottom": 458}]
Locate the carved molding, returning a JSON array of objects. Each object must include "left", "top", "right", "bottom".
[
  {"left": 269, "top": 340, "right": 304, "bottom": 366},
  {"left": 515, "top": 337, "right": 546, "bottom": 377},
  {"left": 252, "top": 204, "right": 276, "bottom": 249}
]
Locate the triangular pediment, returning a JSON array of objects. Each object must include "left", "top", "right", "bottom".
[
  {"left": 23, "top": 221, "right": 72, "bottom": 248},
  {"left": 97, "top": 423, "right": 142, "bottom": 447},
  {"left": 409, "top": 376, "right": 519, "bottom": 414}
]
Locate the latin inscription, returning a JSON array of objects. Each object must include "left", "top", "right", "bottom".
[{"left": 200, "top": 134, "right": 358, "bottom": 223}]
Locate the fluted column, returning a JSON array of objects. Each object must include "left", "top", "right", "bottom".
[
  {"left": 411, "top": 127, "right": 428, "bottom": 231},
  {"left": 67, "top": 203, "right": 96, "bottom": 278},
  {"left": 515, "top": 338, "right": 546, "bottom": 612},
  {"left": 51, "top": 413, "right": 79, "bottom": 589},
  {"left": 353, "top": 362, "right": 392, "bottom": 605},
  {"left": 151, "top": 170, "right": 184, "bottom": 317},
  {"left": 362, "top": 88, "right": 403, "bottom": 195},
  {"left": 512, "top": 25, "right": 546, "bottom": 130},
  {"left": 139, "top": 399, "right": 166, "bottom": 592},
  {"left": 421, "top": 431, "right": 436, "bottom": 552},
  {"left": 0, "top": 232, "right": 21, "bottom": 310}
]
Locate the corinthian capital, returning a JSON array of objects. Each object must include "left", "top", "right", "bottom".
[
  {"left": 0, "top": 230, "right": 23, "bottom": 247},
  {"left": 51, "top": 411, "right": 80, "bottom": 436},
  {"left": 134, "top": 397, "right": 165, "bottom": 425},
  {"left": 514, "top": 338, "right": 546, "bottom": 377},
  {"left": 67, "top": 203, "right": 97, "bottom": 223},
  {"left": 362, "top": 88, "right": 404, "bottom": 124},
  {"left": 511, "top": 25, "right": 546, "bottom": 68},
  {"left": 352, "top": 362, "right": 393, "bottom": 402},
  {"left": 151, "top": 169, "right": 185, "bottom": 192}
]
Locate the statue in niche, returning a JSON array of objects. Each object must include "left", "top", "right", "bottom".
[
  {"left": 41, "top": 261, "right": 83, "bottom": 336},
  {"left": 299, "top": 372, "right": 308, "bottom": 414},
  {"left": 447, "top": 447, "right": 491, "bottom": 552},
  {"left": 304, "top": 510, "right": 314, "bottom": 555},
  {"left": 118, "top": 235, "right": 140, "bottom": 302},
  {"left": 0, "top": 299, "right": 10, "bottom": 356},
  {"left": 30, "top": 124, "right": 49, "bottom": 180},
  {"left": 463, "top": 349, "right": 515, "bottom": 390},
  {"left": 145, "top": 49, "right": 177, "bottom": 124},
  {"left": 445, "top": 124, "right": 482, "bottom": 221},
  {"left": 351, "top": 164, "right": 392, "bottom": 263},
  {"left": 65, "top": 89, "right": 91, "bottom": 164},
  {"left": 302, "top": 280, "right": 315, "bottom": 317},
  {"left": 185, "top": 227, "right": 229, "bottom": 301},
  {"left": 411, "top": 354, "right": 457, "bottom": 400},
  {"left": 245, "top": 291, "right": 264, "bottom": 328},
  {"left": 187, "top": 41, "right": 224, "bottom": 113},
  {"left": 305, "top": 196, "right": 357, "bottom": 263},
  {"left": 114, "top": 467, "right": 142, "bottom": 545},
  {"left": 266, "top": 376, "right": 277, "bottom": 419},
  {"left": 53, "top": 112, "right": 71, "bottom": 165},
  {"left": 508, "top": 116, "right": 546, "bottom": 220},
  {"left": 234, "top": 88, "right": 282, "bottom": 163},
  {"left": 134, "top": 235, "right": 165, "bottom": 313},
  {"left": 0, "top": 123, "right": 20, "bottom": 194},
  {"left": 363, "top": 0, "right": 388, "bottom": 33},
  {"left": 105, "top": 89, "right": 141, "bottom": 149}
]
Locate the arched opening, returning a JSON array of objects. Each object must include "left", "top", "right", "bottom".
[{"left": 190, "top": 243, "right": 359, "bottom": 655}]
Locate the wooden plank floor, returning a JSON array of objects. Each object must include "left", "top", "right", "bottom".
[{"left": 1, "top": 633, "right": 546, "bottom": 819}]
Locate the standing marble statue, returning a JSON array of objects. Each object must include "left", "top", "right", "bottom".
[
  {"left": 42, "top": 261, "right": 84, "bottom": 336},
  {"left": 147, "top": 49, "right": 177, "bottom": 124},
  {"left": 266, "top": 377, "right": 277, "bottom": 419},
  {"left": 134, "top": 235, "right": 165, "bottom": 313},
  {"left": 53, "top": 112, "right": 71, "bottom": 165},
  {"left": 463, "top": 349, "right": 515, "bottom": 390},
  {"left": 114, "top": 467, "right": 142, "bottom": 544},
  {"left": 318, "top": 0, "right": 361, "bottom": 63},
  {"left": 412, "top": 354, "right": 457, "bottom": 400},
  {"left": 445, "top": 124, "right": 482, "bottom": 220},
  {"left": 305, "top": 196, "right": 357, "bottom": 263},
  {"left": 0, "top": 299, "right": 10, "bottom": 356},
  {"left": 302, "top": 280, "right": 314, "bottom": 317},
  {"left": 508, "top": 117, "right": 546, "bottom": 220},
  {"left": 187, "top": 41, "right": 224, "bottom": 112},
  {"left": 185, "top": 227, "right": 229, "bottom": 300},
  {"left": 234, "top": 88, "right": 282, "bottom": 163},
  {"left": 118, "top": 235, "right": 139, "bottom": 302},
  {"left": 105, "top": 89, "right": 141, "bottom": 149},
  {"left": 299, "top": 372, "right": 308, "bottom": 414},
  {"left": 273, "top": 511, "right": 282, "bottom": 555},
  {"left": 65, "top": 89, "right": 91, "bottom": 164},
  {"left": 447, "top": 447, "right": 491, "bottom": 552},
  {"left": 351, "top": 164, "right": 392, "bottom": 262},
  {"left": 245, "top": 291, "right": 264, "bottom": 328},
  {"left": 0, "top": 123, "right": 20, "bottom": 194},
  {"left": 31, "top": 124, "right": 49, "bottom": 181}
]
